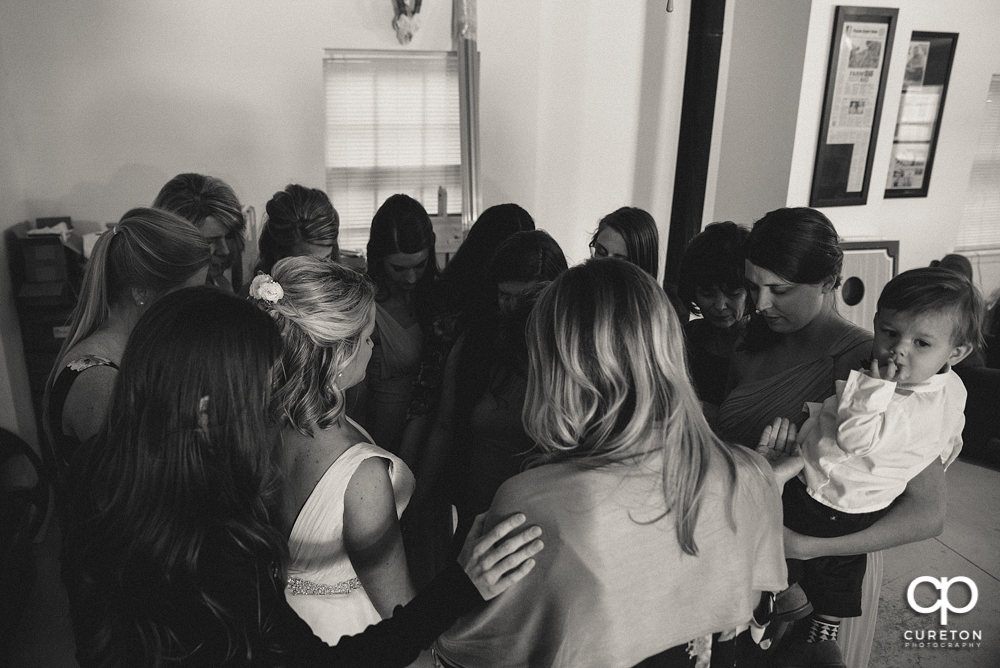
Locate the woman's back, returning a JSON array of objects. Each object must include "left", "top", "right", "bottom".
[
  {"left": 435, "top": 447, "right": 786, "bottom": 668},
  {"left": 284, "top": 436, "right": 415, "bottom": 645}
]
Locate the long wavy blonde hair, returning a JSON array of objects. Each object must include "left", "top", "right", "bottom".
[
  {"left": 257, "top": 256, "right": 375, "bottom": 436},
  {"left": 524, "top": 258, "right": 749, "bottom": 555}
]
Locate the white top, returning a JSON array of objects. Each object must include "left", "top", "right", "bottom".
[
  {"left": 284, "top": 420, "right": 415, "bottom": 645},
  {"left": 798, "top": 368, "right": 966, "bottom": 514}
]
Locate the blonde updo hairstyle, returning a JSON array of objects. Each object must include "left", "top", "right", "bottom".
[
  {"left": 524, "top": 258, "right": 750, "bottom": 555},
  {"left": 258, "top": 256, "right": 375, "bottom": 436}
]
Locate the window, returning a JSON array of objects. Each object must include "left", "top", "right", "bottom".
[
  {"left": 324, "top": 50, "right": 462, "bottom": 253},
  {"left": 956, "top": 74, "right": 1000, "bottom": 249}
]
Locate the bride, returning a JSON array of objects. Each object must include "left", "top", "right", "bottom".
[{"left": 252, "top": 256, "right": 416, "bottom": 644}]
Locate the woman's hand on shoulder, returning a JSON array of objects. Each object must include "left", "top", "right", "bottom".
[
  {"left": 755, "top": 417, "right": 804, "bottom": 488},
  {"left": 458, "top": 513, "right": 543, "bottom": 601}
]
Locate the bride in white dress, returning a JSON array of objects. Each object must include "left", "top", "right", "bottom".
[{"left": 251, "top": 256, "right": 417, "bottom": 644}]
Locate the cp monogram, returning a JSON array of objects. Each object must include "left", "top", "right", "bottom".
[{"left": 907, "top": 576, "right": 978, "bottom": 625}]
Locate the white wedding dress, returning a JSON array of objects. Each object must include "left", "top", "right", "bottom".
[{"left": 284, "top": 419, "right": 415, "bottom": 644}]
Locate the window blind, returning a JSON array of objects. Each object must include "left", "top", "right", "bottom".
[
  {"left": 324, "top": 50, "right": 462, "bottom": 253},
  {"left": 956, "top": 75, "right": 1000, "bottom": 249}
]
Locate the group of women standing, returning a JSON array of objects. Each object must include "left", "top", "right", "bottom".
[{"left": 41, "top": 172, "right": 948, "bottom": 668}]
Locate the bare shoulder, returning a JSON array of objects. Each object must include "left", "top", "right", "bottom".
[
  {"left": 62, "top": 365, "right": 118, "bottom": 441},
  {"left": 345, "top": 457, "right": 394, "bottom": 505},
  {"left": 343, "top": 457, "right": 397, "bottom": 548}
]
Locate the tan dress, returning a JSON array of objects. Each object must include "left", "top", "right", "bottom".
[
  {"left": 360, "top": 303, "right": 424, "bottom": 452},
  {"left": 435, "top": 447, "right": 787, "bottom": 668},
  {"left": 716, "top": 325, "right": 873, "bottom": 448}
]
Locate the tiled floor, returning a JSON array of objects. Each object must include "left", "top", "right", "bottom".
[
  {"left": 8, "top": 459, "right": 1000, "bottom": 668},
  {"left": 869, "top": 458, "right": 1000, "bottom": 668}
]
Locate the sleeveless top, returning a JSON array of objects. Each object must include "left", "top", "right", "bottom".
[
  {"left": 48, "top": 355, "right": 119, "bottom": 470},
  {"left": 284, "top": 421, "right": 416, "bottom": 645}
]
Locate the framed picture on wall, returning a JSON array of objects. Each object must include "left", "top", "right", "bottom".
[
  {"left": 809, "top": 6, "right": 898, "bottom": 208},
  {"left": 884, "top": 32, "right": 959, "bottom": 198}
]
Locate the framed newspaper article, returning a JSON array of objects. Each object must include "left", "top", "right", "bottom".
[
  {"left": 809, "top": 6, "right": 898, "bottom": 207},
  {"left": 884, "top": 32, "right": 958, "bottom": 198}
]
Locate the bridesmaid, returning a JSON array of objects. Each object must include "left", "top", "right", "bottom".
[
  {"left": 676, "top": 221, "right": 749, "bottom": 420},
  {"left": 349, "top": 194, "right": 438, "bottom": 454},
  {"left": 44, "top": 208, "right": 210, "bottom": 473}
]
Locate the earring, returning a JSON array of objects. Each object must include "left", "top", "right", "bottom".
[{"left": 139, "top": 301, "right": 145, "bottom": 306}]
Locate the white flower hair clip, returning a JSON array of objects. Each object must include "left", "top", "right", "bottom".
[{"left": 250, "top": 273, "right": 284, "bottom": 303}]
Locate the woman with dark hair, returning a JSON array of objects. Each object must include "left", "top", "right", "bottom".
[
  {"left": 717, "top": 207, "right": 872, "bottom": 447},
  {"left": 153, "top": 172, "right": 246, "bottom": 293},
  {"left": 433, "top": 259, "right": 787, "bottom": 668},
  {"left": 415, "top": 230, "right": 568, "bottom": 557},
  {"left": 716, "top": 207, "right": 949, "bottom": 667},
  {"left": 43, "top": 208, "right": 211, "bottom": 473},
  {"left": 401, "top": 203, "right": 536, "bottom": 444},
  {"left": 397, "top": 204, "right": 536, "bottom": 589},
  {"left": 62, "top": 286, "right": 543, "bottom": 668},
  {"left": 929, "top": 253, "right": 986, "bottom": 368},
  {"left": 350, "top": 194, "right": 438, "bottom": 453},
  {"left": 254, "top": 184, "right": 340, "bottom": 276},
  {"left": 434, "top": 203, "right": 536, "bottom": 323},
  {"left": 677, "top": 221, "right": 750, "bottom": 413},
  {"left": 589, "top": 206, "right": 660, "bottom": 278}
]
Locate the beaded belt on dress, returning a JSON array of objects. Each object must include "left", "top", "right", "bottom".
[{"left": 287, "top": 576, "right": 363, "bottom": 595}]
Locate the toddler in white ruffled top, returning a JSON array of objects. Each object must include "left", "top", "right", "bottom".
[{"left": 762, "top": 266, "right": 983, "bottom": 668}]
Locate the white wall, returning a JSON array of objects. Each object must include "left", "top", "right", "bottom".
[
  {"left": 711, "top": 0, "right": 812, "bottom": 227},
  {"left": 0, "top": 0, "right": 687, "bottom": 444},
  {"left": 790, "top": 0, "right": 1000, "bottom": 273},
  {"left": 478, "top": 0, "right": 688, "bottom": 267},
  {"left": 794, "top": 0, "right": 998, "bottom": 275},
  {"left": 713, "top": 0, "right": 1000, "bottom": 282}
]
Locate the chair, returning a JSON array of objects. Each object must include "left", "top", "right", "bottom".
[{"left": 0, "top": 429, "right": 51, "bottom": 662}]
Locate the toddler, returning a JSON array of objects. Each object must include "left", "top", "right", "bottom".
[{"left": 764, "top": 267, "right": 982, "bottom": 668}]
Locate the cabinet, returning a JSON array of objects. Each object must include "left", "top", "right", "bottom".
[{"left": 5, "top": 222, "right": 84, "bottom": 471}]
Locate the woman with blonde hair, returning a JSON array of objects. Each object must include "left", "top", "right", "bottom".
[
  {"left": 63, "top": 285, "right": 544, "bottom": 668},
  {"left": 44, "top": 207, "right": 211, "bottom": 473},
  {"left": 434, "top": 259, "right": 787, "bottom": 668},
  {"left": 153, "top": 172, "right": 246, "bottom": 292},
  {"left": 253, "top": 256, "right": 415, "bottom": 644}
]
